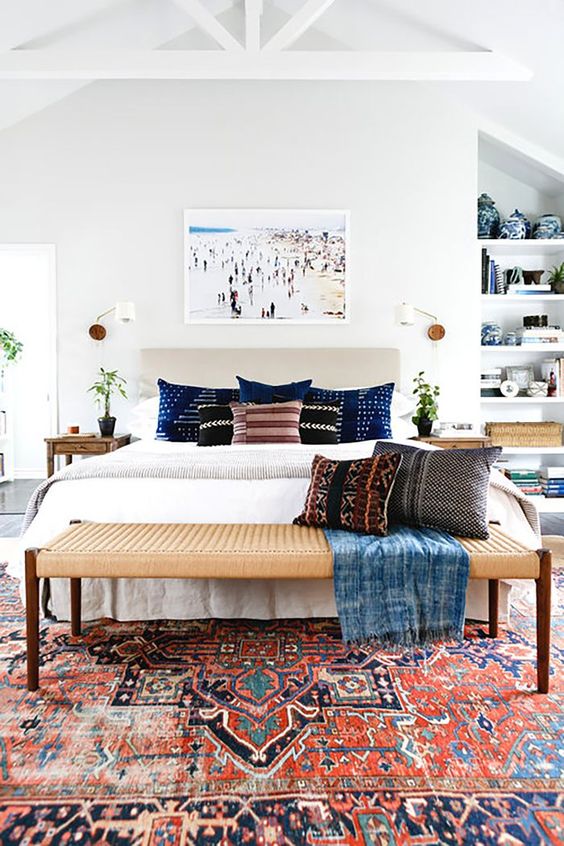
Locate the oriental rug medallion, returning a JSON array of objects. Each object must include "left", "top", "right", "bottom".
[{"left": 0, "top": 564, "right": 562, "bottom": 844}]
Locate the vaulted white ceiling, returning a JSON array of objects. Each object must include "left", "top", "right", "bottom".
[{"left": 0, "top": 0, "right": 562, "bottom": 164}]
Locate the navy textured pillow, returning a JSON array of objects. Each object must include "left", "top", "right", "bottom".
[
  {"left": 372, "top": 441, "right": 502, "bottom": 539},
  {"left": 156, "top": 379, "right": 238, "bottom": 442},
  {"left": 237, "top": 376, "right": 312, "bottom": 404},
  {"left": 306, "top": 383, "right": 394, "bottom": 443}
]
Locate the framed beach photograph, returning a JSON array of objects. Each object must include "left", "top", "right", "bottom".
[{"left": 184, "top": 209, "right": 349, "bottom": 323}]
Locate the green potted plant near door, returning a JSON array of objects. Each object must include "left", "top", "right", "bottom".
[
  {"left": 88, "top": 367, "right": 127, "bottom": 437},
  {"left": 0, "top": 328, "right": 23, "bottom": 366},
  {"left": 412, "top": 371, "right": 439, "bottom": 437}
]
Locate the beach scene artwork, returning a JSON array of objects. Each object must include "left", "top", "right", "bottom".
[{"left": 184, "top": 209, "right": 348, "bottom": 323}]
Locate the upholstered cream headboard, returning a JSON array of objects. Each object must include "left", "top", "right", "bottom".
[{"left": 140, "top": 348, "right": 400, "bottom": 397}]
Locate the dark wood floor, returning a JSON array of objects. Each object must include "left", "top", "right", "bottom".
[
  {"left": 0, "top": 479, "right": 42, "bottom": 537},
  {"left": 0, "top": 480, "right": 563, "bottom": 538}
]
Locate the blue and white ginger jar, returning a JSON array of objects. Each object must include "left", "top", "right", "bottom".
[
  {"left": 481, "top": 321, "right": 503, "bottom": 346},
  {"left": 533, "top": 214, "right": 562, "bottom": 239},
  {"left": 478, "top": 193, "right": 500, "bottom": 239},
  {"left": 500, "top": 209, "right": 528, "bottom": 240}
]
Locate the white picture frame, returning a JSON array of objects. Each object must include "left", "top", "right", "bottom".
[{"left": 184, "top": 209, "right": 349, "bottom": 324}]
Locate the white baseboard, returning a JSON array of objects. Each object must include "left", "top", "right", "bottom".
[{"left": 13, "top": 468, "right": 44, "bottom": 480}]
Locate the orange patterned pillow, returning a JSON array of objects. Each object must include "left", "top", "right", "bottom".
[
  {"left": 231, "top": 400, "right": 302, "bottom": 444},
  {"left": 294, "top": 453, "right": 402, "bottom": 535}
]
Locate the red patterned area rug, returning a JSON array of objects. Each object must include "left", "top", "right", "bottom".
[{"left": 0, "top": 564, "right": 562, "bottom": 845}]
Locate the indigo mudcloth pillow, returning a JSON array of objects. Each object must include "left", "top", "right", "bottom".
[
  {"left": 197, "top": 404, "right": 233, "bottom": 446},
  {"left": 231, "top": 400, "right": 302, "bottom": 444},
  {"left": 156, "top": 379, "right": 238, "bottom": 442},
  {"left": 299, "top": 401, "right": 340, "bottom": 445},
  {"left": 294, "top": 453, "right": 402, "bottom": 535},
  {"left": 305, "top": 383, "right": 394, "bottom": 443},
  {"left": 237, "top": 376, "right": 312, "bottom": 404},
  {"left": 372, "top": 441, "right": 502, "bottom": 539}
]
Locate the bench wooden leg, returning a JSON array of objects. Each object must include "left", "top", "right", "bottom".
[
  {"left": 25, "top": 549, "right": 40, "bottom": 692},
  {"left": 70, "top": 578, "right": 81, "bottom": 637},
  {"left": 488, "top": 579, "right": 499, "bottom": 638},
  {"left": 536, "top": 550, "right": 552, "bottom": 694}
]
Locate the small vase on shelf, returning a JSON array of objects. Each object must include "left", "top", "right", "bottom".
[{"left": 477, "top": 193, "right": 500, "bottom": 239}]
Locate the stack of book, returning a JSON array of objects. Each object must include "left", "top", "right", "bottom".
[
  {"left": 517, "top": 327, "right": 564, "bottom": 345},
  {"left": 506, "top": 469, "right": 542, "bottom": 496},
  {"left": 481, "top": 249, "right": 505, "bottom": 295},
  {"left": 481, "top": 368, "right": 502, "bottom": 397},
  {"left": 506, "top": 283, "right": 553, "bottom": 296},
  {"left": 539, "top": 467, "right": 564, "bottom": 498}
]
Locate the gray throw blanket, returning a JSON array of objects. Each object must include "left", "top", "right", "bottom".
[{"left": 325, "top": 526, "right": 470, "bottom": 646}]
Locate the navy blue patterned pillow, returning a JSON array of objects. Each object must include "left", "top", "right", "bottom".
[
  {"left": 237, "top": 376, "right": 312, "bottom": 404},
  {"left": 156, "top": 379, "right": 239, "bottom": 442},
  {"left": 305, "top": 383, "right": 394, "bottom": 443}
]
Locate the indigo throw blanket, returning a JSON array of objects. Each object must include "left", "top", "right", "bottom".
[{"left": 325, "top": 526, "right": 470, "bottom": 647}]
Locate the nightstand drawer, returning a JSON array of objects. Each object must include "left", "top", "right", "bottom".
[
  {"left": 55, "top": 442, "right": 108, "bottom": 455},
  {"left": 437, "top": 439, "right": 488, "bottom": 450}
]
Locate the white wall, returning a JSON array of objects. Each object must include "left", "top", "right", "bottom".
[{"left": 0, "top": 81, "right": 479, "bottom": 432}]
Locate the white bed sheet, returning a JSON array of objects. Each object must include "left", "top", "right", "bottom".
[{"left": 12, "top": 439, "right": 539, "bottom": 622}]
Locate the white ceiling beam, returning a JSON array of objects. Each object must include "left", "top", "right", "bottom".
[
  {"left": 0, "top": 49, "right": 532, "bottom": 81},
  {"left": 170, "top": 0, "right": 242, "bottom": 51},
  {"left": 263, "top": 0, "right": 337, "bottom": 52},
  {"left": 245, "top": 0, "right": 262, "bottom": 52}
]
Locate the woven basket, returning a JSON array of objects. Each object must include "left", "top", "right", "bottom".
[{"left": 485, "top": 421, "right": 563, "bottom": 447}]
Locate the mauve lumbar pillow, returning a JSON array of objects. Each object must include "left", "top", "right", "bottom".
[
  {"left": 372, "top": 441, "right": 502, "bottom": 539},
  {"left": 294, "top": 452, "right": 402, "bottom": 536},
  {"left": 231, "top": 400, "right": 303, "bottom": 444}
]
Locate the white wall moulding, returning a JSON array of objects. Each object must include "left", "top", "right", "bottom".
[{"left": 0, "top": 49, "right": 532, "bottom": 81}]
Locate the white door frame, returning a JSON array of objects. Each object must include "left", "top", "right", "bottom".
[{"left": 0, "top": 244, "right": 58, "bottom": 469}]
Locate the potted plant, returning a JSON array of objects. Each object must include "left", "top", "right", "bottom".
[
  {"left": 548, "top": 262, "right": 564, "bottom": 294},
  {"left": 0, "top": 328, "right": 23, "bottom": 366},
  {"left": 88, "top": 367, "right": 127, "bottom": 437},
  {"left": 412, "top": 371, "right": 440, "bottom": 437}
]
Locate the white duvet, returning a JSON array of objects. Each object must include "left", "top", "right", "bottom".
[{"left": 12, "top": 439, "right": 539, "bottom": 623}]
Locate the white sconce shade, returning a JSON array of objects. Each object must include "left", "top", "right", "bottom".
[
  {"left": 396, "top": 303, "right": 415, "bottom": 326},
  {"left": 115, "top": 301, "right": 136, "bottom": 324},
  {"left": 395, "top": 301, "right": 446, "bottom": 341}
]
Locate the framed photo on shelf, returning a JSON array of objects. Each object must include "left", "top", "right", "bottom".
[
  {"left": 506, "top": 365, "right": 535, "bottom": 395},
  {"left": 184, "top": 209, "right": 349, "bottom": 324}
]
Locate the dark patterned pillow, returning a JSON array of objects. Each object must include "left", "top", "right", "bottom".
[
  {"left": 237, "top": 376, "right": 312, "bottom": 404},
  {"left": 305, "top": 383, "right": 394, "bottom": 443},
  {"left": 372, "top": 441, "right": 502, "bottom": 539},
  {"left": 156, "top": 379, "right": 239, "bottom": 442},
  {"left": 299, "top": 401, "right": 340, "bottom": 444},
  {"left": 294, "top": 453, "right": 402, "bottom": 535},
  {"left": 197, "top": 404, "right": 233, "bottom": 446}
]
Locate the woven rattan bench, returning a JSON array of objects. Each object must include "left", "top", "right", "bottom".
[{"left": 25, "top": 522, "right": 552, "bottom": 693}]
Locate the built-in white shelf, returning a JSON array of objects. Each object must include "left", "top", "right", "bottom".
[
  {"left": 481, "top": 295, "right": 564, "bottom": 302},
  {"left": 481, "top": 397, "right": 564, "bottom": 403},
  {"left": 481, "top": 345, "right": 564, "bottom": 352},
  {"left": 479, "top": 239, "right": 564, "bottom": 255}
]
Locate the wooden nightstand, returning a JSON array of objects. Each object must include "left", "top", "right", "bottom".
[
  {"left": 410, "top": 435, "right": 493, "bottom": 450},
  {"left": 45, "top": 434, "right": 131, "bottom": 478}
]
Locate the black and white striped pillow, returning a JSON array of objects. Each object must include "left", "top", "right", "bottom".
[
  {"left": 197, "top": 404, "right": 233, "bottom": 446},
  {"left": 299, "top": 401, "right": 341, "bottom": 445}
]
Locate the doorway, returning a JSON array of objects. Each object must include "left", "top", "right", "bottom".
[{"left": 0, "top": 245, "right": 57, "bottom": 481}]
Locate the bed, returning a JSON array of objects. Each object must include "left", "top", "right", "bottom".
[{"left": 13, "top": 347, "right": 539, "bottom": 623}]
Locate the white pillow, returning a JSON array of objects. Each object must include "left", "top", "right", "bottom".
[
  {"left": 128, "top": 396, "right": 159, "bottom": 440},
  {"left": 391, "top": 389, "right": 416, "bottom": 419}
]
